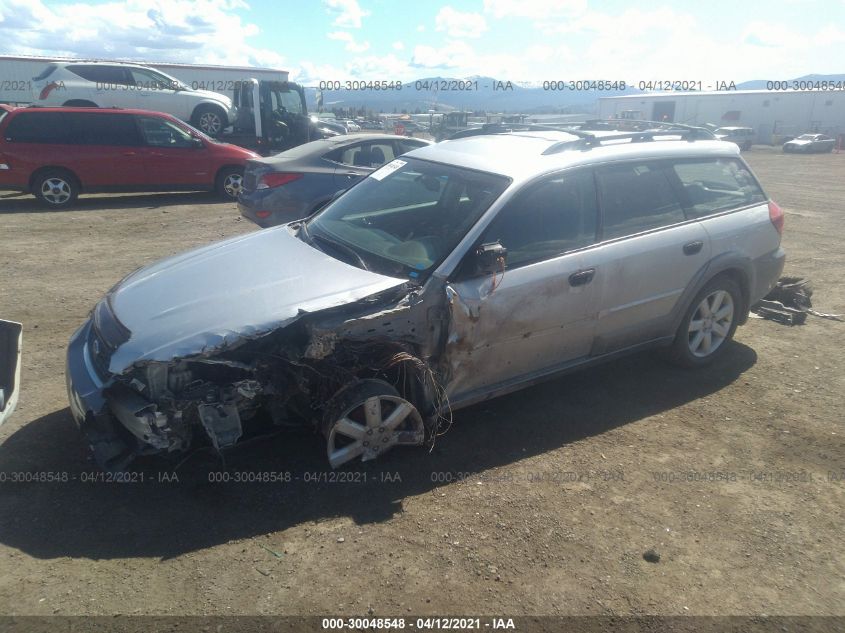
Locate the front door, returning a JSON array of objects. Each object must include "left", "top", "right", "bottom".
[
  {"left": 445, "top": 169, "right": 601, "bottom": 400},
  {"left": 136, "top": 115, "right": 212, "bottom": 187}
]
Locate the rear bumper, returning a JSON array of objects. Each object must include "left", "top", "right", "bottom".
[
  {"left": 750, "top": 247, "right": 786, "bottom": 306},
  {"left": 238, "top": 189, "right": 307, "bottom": 228}
]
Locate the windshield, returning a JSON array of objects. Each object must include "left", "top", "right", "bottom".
[
  {"left": 306, "top": 157, "right": 510, "bottom": 279},
  {"left": 796, "top": 134, "right": 816, "bottom": 140}
]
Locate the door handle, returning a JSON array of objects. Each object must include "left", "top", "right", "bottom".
[
  {"left": 683, "top": 240, "right": 704, "bottom": 255},
  {"left": 568, "top": 268, "right": 596, "bottom": 287}
]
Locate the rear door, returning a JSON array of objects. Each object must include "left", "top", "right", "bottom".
[
  {"left": 590, "top": 160, "right": 711, "bottom": 354},
  {"left": 63, "top": 112, "right": 148, "bottom": 188},
  {"left": 136, "top": 115, "right": 213, "bottom": 186},
  {"left": 68, "top": 65, "right": 137, "bottom": 108}
]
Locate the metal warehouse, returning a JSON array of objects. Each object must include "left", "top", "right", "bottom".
[
  {"left": 598, "top": 89, "right": 845, "bottom": 144},
  {"left": 0, "top": 55, "right": 288, "bottom": 105}
]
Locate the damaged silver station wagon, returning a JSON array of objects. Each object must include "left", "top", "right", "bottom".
[{"left": 66, "top": 123, "right": 786, "bottom": 470}]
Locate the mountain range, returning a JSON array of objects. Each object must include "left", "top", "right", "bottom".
[{"left": 303, "top": 73, "right": 845, "bottom": 115}]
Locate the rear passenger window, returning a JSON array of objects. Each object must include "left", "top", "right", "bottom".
[
  {"left": 335, "top": 142, "right": 396, "bottom": 168},
  {"left": 596, "top": 162, "right": 686, "bottom": 240},
  {"left": 671, "top": 158, "right": 766, "bottom": 218},
  {"left": 4, "top": 112, "right": 70, "bottom": 144},
  {"left": 65, "top": 113, "right": 141, "bottom": 146},
  {"left": 67, "top": 65, "right": 130, "bottom": 85},
  {"left": 481, "top": 170, "right": 597, "bottom": 268}
]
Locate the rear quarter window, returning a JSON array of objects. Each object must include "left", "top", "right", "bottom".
[
  {"left": 4, "top": 112, "right": 70, "bottom": 143},
  {"left": 670, "top": 158, "right": 766, "bottom": 218},
  {"left": 67, "top": 65, "right": 129, "bottom": 84}
]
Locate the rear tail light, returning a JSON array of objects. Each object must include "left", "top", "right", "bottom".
[
  {"left": 256, "top": 211, "right": 272, "bottom": 219},
  {"left": 38, "top": 81, "right": 60, "bottom": 100},
  {"left": 768, "top": 200, "right": 784, "bottom": 235},
  {"left": 256, "top": 172, "right": 302, "bottom": 190}
]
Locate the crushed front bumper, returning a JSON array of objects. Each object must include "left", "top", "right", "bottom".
[{"left": 66, "top": 319, "right": 146, "bottom": 470}]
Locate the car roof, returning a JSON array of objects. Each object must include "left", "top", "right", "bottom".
[
  {"left": 406, "top": 131, "right": 741, "bottom": 181},
  {"left": 6, "top": 106, "right": 179, "bottom": 117},
  {"left": 54, "top": 61, "right": 156, "bottom": 69}
]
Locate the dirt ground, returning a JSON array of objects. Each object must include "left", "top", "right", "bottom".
[{"left": 0, "top": 149, "right": 843, "bottom": 620}]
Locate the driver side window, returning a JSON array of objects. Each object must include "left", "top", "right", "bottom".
[
  {"left": 137, "top": 116, "right": 195, "bottom": 148},
  {"left": 480, "top": 170, "right": 598, "bottom": 269}
]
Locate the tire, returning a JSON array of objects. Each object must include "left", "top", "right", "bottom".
[
  {"left": 32, "top": 169, "right": 79, "bottom": 208},
  {"left": 664, "top": 277, "right": 742, "bottom": 368},
  {"left": 192, "top": 104, "right": 226, "bottom": 136},
  {"left": 62, "top": 100, "right": 97, "bottom": 107},
  {"left": 321, "top": 379, "right": 425, "bottom": 469},
  {"left": 216, "top": 166, "right": 244, "bottom": 200}
]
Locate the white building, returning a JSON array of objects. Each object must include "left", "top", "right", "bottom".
[
  {"left": 598, "top": 90, "right": 845, "bottom": 143},
  {"left": 0, "top": 55, "right": 288, "bottom": 105}
]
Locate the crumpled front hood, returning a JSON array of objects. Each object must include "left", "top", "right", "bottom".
[{"left": 106, "top": 226, "right": 405, "bottom": 374}]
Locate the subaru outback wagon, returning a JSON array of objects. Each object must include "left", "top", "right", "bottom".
[{"left": 66, "top": 125, "right": 785, "bottom": 471}]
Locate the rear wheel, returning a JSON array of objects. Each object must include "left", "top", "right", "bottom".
[
  {"left": 216, "top": 166, "right": 244, "bottom": 200},
  {"left": 664, "top": 277, "right": 742, "bottom": 368},
  {"left": 33, "top": 169, "right": 79, "bottom": 208}
]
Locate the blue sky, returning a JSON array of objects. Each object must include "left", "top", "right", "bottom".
[{"left": 1, "top": 0, "right": 843, "bottom": 85}]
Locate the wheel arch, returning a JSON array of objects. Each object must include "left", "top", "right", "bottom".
[
  {"left": 62, "top": 99, "right": 98, "bottom": 107},
  {"left": 214, "top": 163, "right": 244, "bottom": 183},
  {"left": 29, "top": 166, "right": 83, "bottom": 193},
  {"left": 672, "top": 255, "right": 753, "bottom": 334},
  {"left": 190, "top": 101, "right": 228, "bottom": 121}
]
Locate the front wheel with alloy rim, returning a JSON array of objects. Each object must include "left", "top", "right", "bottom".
[
  {"left": 33, "top": 170, "right": 79, "bottom": 208},
  {"left": 665, "top": 277, "right": 742, "bottom": 368},
  {"left": 321, "top": 379, "right": 426, "bottom": 469},
  {"left": 216, "top": 167, "right": 244, "bottom": 200}
]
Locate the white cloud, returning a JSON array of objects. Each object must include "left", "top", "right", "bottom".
[
  {"left": 435, "top": 6, "right": 487, "bottom": 38},
  {"left": 293, "top": 53, "right": 413, "bottom": 84},
  {"left": 392, "top": 41, "right": 404, "bottom": 51},
  {"left": 327, "top": 30, "right": 370, "bottom": 53},
  {"left": 411, "top": 41, "right": 476, "bottom": 69},
  {"left": 0, "top": 0, "right": 286, "bottom": 68},
  {"left": 483, "top": 0, "right": 587, "bottom": 19},
  {"left": 322, "top": 0, "right": 369, "bottom": 28},
  {"left": 416, "top": 24, "right": 425, "bottom": 32}
]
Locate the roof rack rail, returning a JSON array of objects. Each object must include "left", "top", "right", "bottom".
[
  {"left": 542, "top": 126, "right": 715, "bottom": 154},
  {"left": 447, "top": 123, "right": 594, "bottom": 140}
]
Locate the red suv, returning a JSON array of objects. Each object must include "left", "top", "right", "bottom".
[{"left": 0, "top": 107, "right": 259, "bottom": 207}]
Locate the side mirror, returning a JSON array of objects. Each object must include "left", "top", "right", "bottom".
[
  {"left": 191, "top": 136, "right": 204, "bottom": 149},
  {"left": 475, "top": 242, "right": 507, "bottom": 276}
]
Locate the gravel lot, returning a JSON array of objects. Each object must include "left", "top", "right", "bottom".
[{"left": 0, "top": 149, "right": 843, "bottom": 619}]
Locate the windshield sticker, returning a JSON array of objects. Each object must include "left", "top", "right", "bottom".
[{"left": 370, "top": 159, "right": 407, "bottom": 181}]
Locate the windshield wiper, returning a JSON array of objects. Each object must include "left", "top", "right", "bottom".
[{"left": 310, "top": 232, "right": 370, "bottom": 271}]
